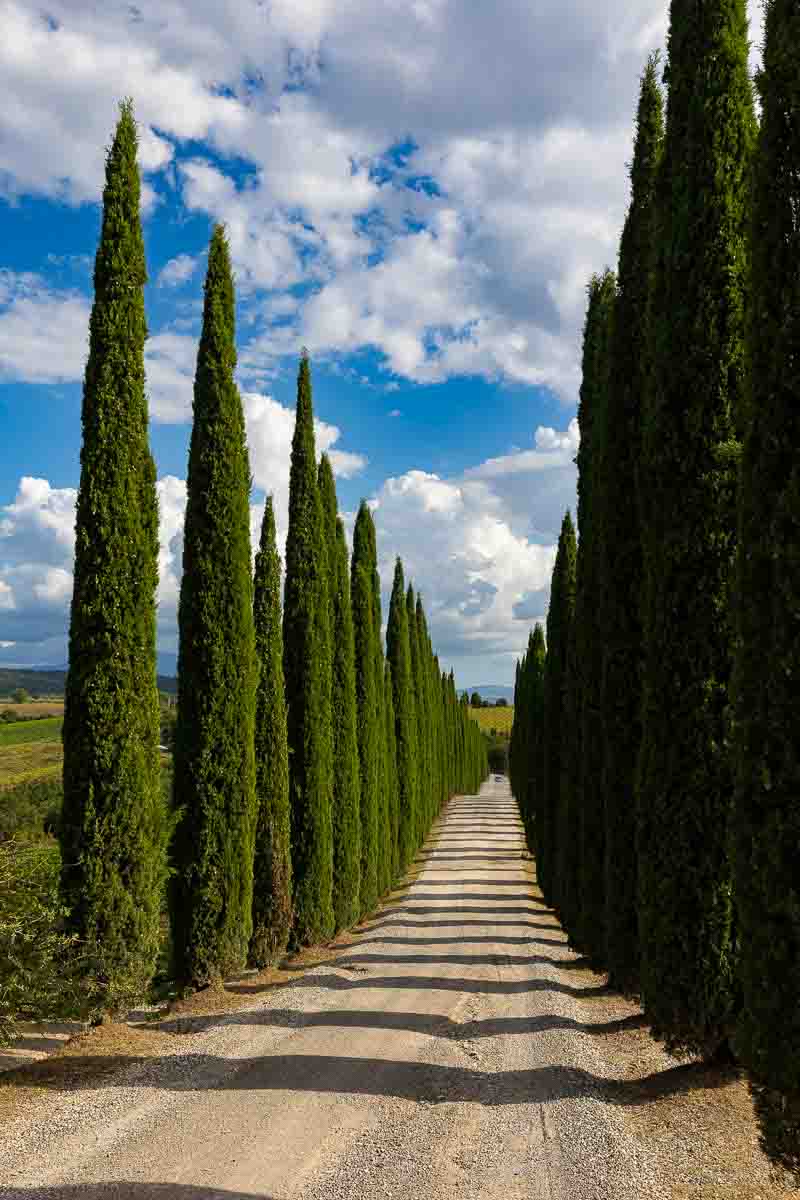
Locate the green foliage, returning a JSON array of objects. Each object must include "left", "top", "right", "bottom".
[
  {"left": 170, "top": 225, "right": 257, "bottom": 986},
  {"left": 250, "top": 496, "right": 292, "bottom": 967},
  {"left": 416, "top": 599, "right": 438, "bottom": 828},
  {"left": 319, "top": 456, "right": 362, "bottom": 931},
  {"left": 601, "top": 55, "right": 664, "bottom": 996},
  {"left": 60, "top": 100, "right": 166, "bottom": 1015},
  {"left": 386, "top": 559, "right": 419, "bottom": 870},
  {"left": 569, "top": 269, "right": 615, "bottom": 961},
  {"left": 0, "top": 776, "right": 63, "bottom": 840},
  {"left": 528, "top": 627, "right": 545, "bottom": 849},
  {"left": 282, "top": 354, "right": 334, "bottom": 946},
  {"left": 0, "top": 840, "right": 81, "bottom": 1047},
  {"left": 637, "top": 0, "right": 755, "bottom": 1056},
  {"left": 406, "top": 585, "right": 425, "bottom": 845},
  {"left": 383, "top": 660, "right": 399, "bottom": 879},
  {"left": 733, "top": 0, "right": 800, "bottom": 1174},
  {"left": 540, "top": 512, "right": 576, "bottom": 907},
  {"left": 351, "top": 502, "right": 380, "bottom": 914}
]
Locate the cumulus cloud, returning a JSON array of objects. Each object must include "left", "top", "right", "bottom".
[
  {"left": 0, "top": 271, "right": 89, "bottom": 384},
  {"left": 0, "top": 418, "right": 572, "bottom": 680},
  {"left": 0, "top": 0, "right": 766, "bottom": 402}
]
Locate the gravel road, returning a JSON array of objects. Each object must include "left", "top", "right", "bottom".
[{"left": 0, "top": 779, "right": 712, "bottom": 1199}]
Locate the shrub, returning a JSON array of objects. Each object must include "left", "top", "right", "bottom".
[{"left": 0, "top": 840, "right": 81, "bottom": 1046}]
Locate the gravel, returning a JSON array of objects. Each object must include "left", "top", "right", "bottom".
[{"left": 0, "top": 779, "right": 790, "bottom": 1200}]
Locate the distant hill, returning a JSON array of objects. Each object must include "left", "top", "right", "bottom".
[
  {"left": 462, "top": 685, "right": 514, "bottom": 703},
  {"left": 0, "top": 666, "right": 178, "bottom": 698}
]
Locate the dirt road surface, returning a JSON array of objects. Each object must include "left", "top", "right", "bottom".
[{"left": 0, "top": 779, "right": 779, "bottom": 1200}]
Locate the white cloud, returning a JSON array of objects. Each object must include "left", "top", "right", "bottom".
[
  {"left": 0, "top": 271, "right": 89, "bottom": 384},
  {"left": 157, "top": 253, "right": 199, "bottom": 287}
]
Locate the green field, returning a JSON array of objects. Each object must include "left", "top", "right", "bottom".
[
  {"left": 0, "top": 717, "right": 63, "bottom": 748},
  {"left": 468, "top": 705, "right": 514, "bottom": 735}
]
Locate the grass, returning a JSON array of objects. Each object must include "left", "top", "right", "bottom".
[
  {"left": 0, "top": 718, "right": 63, "bottom": 748},
  {"left": 468, "top": 705, "right": 514, "bottom": 735}
]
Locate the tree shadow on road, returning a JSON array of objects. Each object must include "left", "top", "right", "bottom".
[
  {"left": 7, "top": 1050, "right": 737, "bottom": 1110},
  {"left": 148, "top": 1005, "right": 649, "bottom": 1043}
]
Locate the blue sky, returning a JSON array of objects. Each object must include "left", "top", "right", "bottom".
[{"left": 0, "top": 1, "right": 763, "bottom": 684}]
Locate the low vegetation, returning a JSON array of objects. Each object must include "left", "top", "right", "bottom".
[{"left": 467, "top": 705, "right": 513, "bottom": 735}]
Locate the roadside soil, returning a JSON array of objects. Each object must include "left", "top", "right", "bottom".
[{"left": 0, "top": 779, "right": 793, "bottom": 1200}]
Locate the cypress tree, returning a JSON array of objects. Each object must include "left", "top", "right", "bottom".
[
  {"left": 733, "top": 0, "right": 800, "bottom": 1171},
  {"left": 283, "top": 353, "right": 334, "bottom": 946},
  {"left": 637, "top": 0, "right": 755, "bottom": 1056},
  {"left": 351, "top": 502, "right": 380, "bottom": 913},
  {"left": 540, "top": 511, "right": 576, "bottom": 907},
  {"left": 250, "top": 496, "right": 292, "bottom": 966},
  {"left": 384, "top": 659, "right": 399, "bottom": 879},
  {"left": 524, "top": 625, "right": 546, "bottom": 857},
  {"left": 417, "top": 601, "right": 440, "bottom": 819},
  {"left": 509, "top": 658, "right": 523, "bottom": 801},
  {"left": 60, "top": 100, "right": 166, "bottom": 1013},
  {"left": 602, "top": 55, "right": 664, "bottom": 996},
  {"left": 572, "top": 269, "right": 615, "bottom": 961},
  {"left": 387, "top": 558, "right": 419, "bottom": 869},
  {"left": 406, "top": 584, "right": 425, "bottom": 845},
  {"left": 171, "top": 225, "right": 257, "bottom": 985},
  {"left": 318, "top": 455, "right": 362, "bottom": 930}
]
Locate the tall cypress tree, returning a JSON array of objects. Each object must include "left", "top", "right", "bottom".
[
  {"left": 540, "top": 511, "right": 576, "bottom": 907},
  {"left": 351, "top": 502, "right": 380, "bottom": 913},
  {"left": 572, "top": 269, "right": 615, "bottom": 961},
  {"left": 171, "top": 226, "right": 257, "bottom": 985},
  {"left": 250, "top": 496, "right": 292, "bottom": 966},
  {"left": 319, "top": 454, "right": 362, "bottom": 930},
  {"left": 523, "top": 624, "right": 546, "bottom": 857},
  {"left": 387, "top": 558, "right": 418, "bottom": 870},
  {"left": 60, "top": 100, "right": 166, "bottom": 1013},
  {"left": 602, "top": 55, "right": 664, "bottom": 996},
  {"left": 417, "top": 600, "right": 438, "bottom": 820},
  {"left": 283, "top": 353, "right": 334, "bottom": 945},
  {"left": 509, "top": 658, "right": 523, "bottom": 802},
  {"left": 406, "top": 584, "right": 425, "bottom": 845},
  {"left": 638, "top": 0, "right": 755, "bottom": 1056},
  {"left": 734, "top": 0, "right": 800, "bottom": 1171},
  {"left": 384, "top": 659, "right": 399, "bottom": 879}
]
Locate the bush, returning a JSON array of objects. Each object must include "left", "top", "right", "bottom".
[
  {"left": 0, "top": 840, "right": 81, "bottom": 1046},
  {"left": 0, "top": 776, "right": 64, "bottom": 840}
]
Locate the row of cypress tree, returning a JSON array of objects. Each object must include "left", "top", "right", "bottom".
[
  {"left": 511, "top": 0, "right": 799, "bottom": 1175},
  {"left": 60, "top": 101, "right": 487, "bottom": 1015}
]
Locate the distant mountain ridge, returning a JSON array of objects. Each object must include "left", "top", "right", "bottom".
[
  {"left": 462, "top": 685, "right": 514, "bottom": 703},
  {"left": 0, "top": 665, "right": 178, "bottom": 697}
]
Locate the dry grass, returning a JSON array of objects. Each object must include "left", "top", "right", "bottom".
[
  {"left": 0, "top": 742, "right": 62, "bottom": 787},
  {"left": 468, "top": 705, "right": 514, "bottom": 734},
  {"left": 0, "top": 702, "right": 64, "bottom": 718}
]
